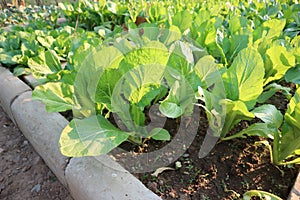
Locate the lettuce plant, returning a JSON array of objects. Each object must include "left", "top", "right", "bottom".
[
  {"left": 32, "top": 28, "right": 219, "bottom": 157},
  {"left": 197, "top": 47, "right": 264, "bottom": 138},
  {"left": 1, "top": 0, "right": 297, "bottom": 160},
  {"left": 274, "top": 87, "right": 300, "bottom": 165},
  {"left": 224, "top": 88, "right": 300, "bottom": 165}
]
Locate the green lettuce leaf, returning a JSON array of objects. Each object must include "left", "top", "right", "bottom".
[
  {"left": 222, "top": 47, "right": 264, "bottom": 109},
  {"left": 59, "top": 115, "right": 130, "bottom": 156},
  {"left": 223, "top": 104, "right": 283, "bottom": 140},
  {"left": 285, "top": 65, "right": 300, "bottom": 84},
  {"left": 253, "top": 104, "right": 283, "bottom": 128},
  {"left": 28, "top": 50, "right": 62, "bottom": 78},
  {"left": 243, "top": 190, "right": 283, "bottom": 200},
  {"left": 32, "top": 82, "right": 74, "bottom": 113},
  {"left": 275, "top": 88, "right": 300, "bottom": 164},
  {"left": 257, "top": 83, "right": 291, "bottom": 103},
  {"left": 172, "top": 10, "right": 193, "bottom": 33},
  {"left": 149, "top": 128, "right": 170, "bottom": 141},
  {"left": 264, "top": 45, "right": 295, "bottom": 84},
  {"left": 160, "top": 69, "right": 195, "bottom": 118},
  {"left": 219, "top": 99, "right": 254, "bottom": 138},
  {"left": 73, "top": 46, "right": 123, "bottom": 117}
]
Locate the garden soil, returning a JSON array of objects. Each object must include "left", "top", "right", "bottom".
[
  {"left": 133, "top": 100, "right": 299, "bottom": 200},
  {"left": 0, "top": 106, "right": 73, "bottom": 200},
  {"left": 0, "top": 90, "right": 299, "bottom": 200}
]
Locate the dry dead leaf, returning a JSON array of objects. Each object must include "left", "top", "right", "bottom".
[{"left": 151, "top": 167, "right": 175, "bottom": 177}]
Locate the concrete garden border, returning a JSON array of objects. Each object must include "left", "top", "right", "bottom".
[
  {"left": 0, "top": 65, "right": 299, "bottom": 200},
  {"left": 289, "top": 173, "right": 300, "bottom": 199},
  {"left": 0, "top": 66, "right": 161, "bottom": 200}
]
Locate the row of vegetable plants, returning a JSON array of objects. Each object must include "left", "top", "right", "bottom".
[
  {"left": 0, "top": 4, "right": 60, "bottom": 27},
  {"left": 0, "top": 0, "right": 300, "bottom": 199}
]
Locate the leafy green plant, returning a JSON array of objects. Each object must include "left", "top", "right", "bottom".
[
  {"left": 0, "top": 24, "right": 101, "bottom": 78},
  {"left": 224, "top": 88, "right": 300, "bottom": 165},
  {"left": 29, "top": 29, "right": 199, "bottom": 156},
  {"left": 59, "top": 0, "right": 127, "bottom": 31},
  {"left": 0, "top": 0, "right": 299, "bottom": 169},
  {"left": 197, "top": 47, "right": 264, "bottom": 138},
  {"left": 26, "top": 27, "right": 224, "bottom": 156},
  {"left": 0, "top": 5, "right": 61, "bottom": 28},
  {"left": 243, "top": 190, "right": 282, "bottom": 200},
  {"left": 257, "top": 83, "right": 291, "bottom": 104},
  {"left": 274, "top": 87, "right": 300, "bottom": 165}
]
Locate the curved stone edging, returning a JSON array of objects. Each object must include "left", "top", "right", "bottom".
[
  {"left": 0, "top": 65, "right": 299, "bottom": 199},
  {"left": 11, "top": 91, "right": 69, "bottom": 186},
  {"left": 0, "top": 67, "right": 31, "bottom": 123},
  {"left": 289, "top": 172, "right": 300, "bottom": 200},
  {"left": 0, "top": 66, "right": 161, "bottom": 200}
]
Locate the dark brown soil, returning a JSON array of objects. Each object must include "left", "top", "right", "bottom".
[
  {"left": 137, "top": 132, "right": 298, "bottom": 199},
  {"left": 132, "top": 94, "right": 299, "bottom": 199},
  {"left": 0, "top": 106, "right": 73, "bottom": 200}
]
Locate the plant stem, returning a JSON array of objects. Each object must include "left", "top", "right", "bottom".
[{"left": 74, "top": 13, "right": 80, "bottom": 34}]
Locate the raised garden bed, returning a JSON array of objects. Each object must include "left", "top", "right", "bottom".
[
  {"left": 1, "top": 65, "right": 300, "bottom": 199},
  {"left": 0, "top": 66, "right": 160, "bottom": 200},
  {"left": 1, "top": 1, "right": 300, "bottom": 199}
]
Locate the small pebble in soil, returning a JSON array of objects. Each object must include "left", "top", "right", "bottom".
[
  {"left": 0, "top": 184, "right": 5, "bottom": 192},
  {"left": 6, "top": 140, "right": 14, "bottom": 147},
  {"left": 22, "top": 165, "right": 31, "bottom": 172},
  {"left": 33, "top": 156, "right": 41, "bottom": 165},
  {"left": 158, "top": 179, "right": 164, "bottom": 186},
  {"left": 179, "top": 193, "right": 191, "bottom": 200},
  {"left": 167, "top": 157, "right": 173, "bottom": 163},
  {"left": 23, "top": 140, "right": 29, "bottom": 146},
  {"left": 31, "top": 184, "right": 41, "bottom": 193},
  {"left": 13, "top": 155, "right": 21, "bottom": 163},
  {"left": 0, "top": 147, "right": 4, "bottom": 154},
  {"left": 183, "top": 153, "right": 189, "bottom": 158},
  {"left": 147, "top": 181, "right": 158, "bottom": 193}
]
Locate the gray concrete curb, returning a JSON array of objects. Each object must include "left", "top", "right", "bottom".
[
  {"left": 66, "top": 156, "right": 161, "bottom": 200},
  {"left": 11, "top": 91, "right": 69, "bottom": 186},
  {"left": 0, "top": 67, "right": 31, "bottom": 123},
  {"left": 0, "top": 66, "right": 160, "bottom": 200},
  {"left": 289, "top": 172, "right": 300, "bottom": 200}
]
